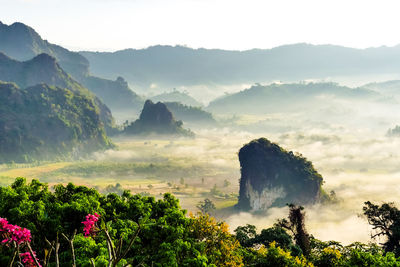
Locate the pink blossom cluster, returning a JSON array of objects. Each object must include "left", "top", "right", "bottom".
[
  {"left": 0, "top": 217, "right": 31, "bottom": 245},
  {"left": 0, "top": 217, "right": 40, "bottom": 266},
  {"left": 20, "top": 251, "right": 41, "bottom": 267},
  {"left": 82, "top": 213, "right": 100, "bottom": 237}
]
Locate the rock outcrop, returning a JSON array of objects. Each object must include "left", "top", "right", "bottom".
[
  {"left": 237, "top": 138, "right": 323, "bottom": 211},
  {"left": 124, "top": 100, "right": 194, "bottom": 136}
]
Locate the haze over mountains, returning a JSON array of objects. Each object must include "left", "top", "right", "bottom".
[
  {"left": 3, "top": 20, "right": 400, "bottom": 110},
  {"left": 4, "top": 14, "right": 400, "bottom": 262},
  {"left": 0, "top": 21, "right": 143, "bottom": 114},
  {"left": 81, "top": 43, "right": 400, "bottom": 93},
  {"left": 0, "top": 51, "right": 116, "bottom": 133}
]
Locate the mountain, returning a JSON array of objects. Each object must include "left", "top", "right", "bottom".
[
  {"left": 0, "top": 52, "right": 88, "bottom": 92},
  {"left": 150, "top": 90, "right": 202, "bottom": 107},
  {"left": 0, "top": 82, "right": 113, "bottom": 163},
  {"left": 362, "top": 80, "right": 400, "bottom": 96},
  {"left": 124, "top": 100, "right": 194, "bottom": 136},
  {"left": 164, "top": 102, "right": 216, "bottom": 126},
  {"left": 0, "top": 52, "right": 116, "bottom": 133},
  {"left": 81, "top": 76, "right": 143, "bottom": 112},
  {"left": 0, "top": 21, "right": 89, "bottom": 78},
  {"left": 80, "top": 44, "right": 400, "bottom": 89},
  {"left": 237, "top": 138, "right": 323, "bottom": 211},
  {"left": 207, "top": 82, "right": 383, "bottom": 114},
  {"left": 0, "top": 21, "right": 142, "bottom": 114}
]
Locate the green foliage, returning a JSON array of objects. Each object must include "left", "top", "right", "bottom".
[
  {"left": 277, "top": 204, "right": 311, "bottom": 256},
  {"left": 309, "top": 238, "right": 400, "bottom": 267},
  {"left": 363, "top": 201, "right": 400, "bottom": 256},
  {"left": 0, "top": 178, "right": 240, "bottom": 266},
  {"left": 0, "top": 51, "right": 116, "bottom": 134},
  {"left": 196, "top": 198, "right": 216, "bottom": 214},
  {"left": 0, "top": 82, "right": 113, "bottom": 163},
  {"left": 241, "top": 242, "right": 313, "bottom": 267},
  {"left": 234, "top": 224, "right": 257, "bottom": 247},
  {"left": 235, "top": 224, "right": 301, "bottom": 256}
]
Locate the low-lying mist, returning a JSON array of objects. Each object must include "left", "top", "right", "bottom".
[{"left": 91, "top": 118, "right": 400, "bottom": 245}]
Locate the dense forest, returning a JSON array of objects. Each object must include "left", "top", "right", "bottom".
[
  {"left": 0, "top": 82, "right": 113, "bottom": 163},
  {"left": 0, "top": 178, "right": 400, "bottom": 266}
]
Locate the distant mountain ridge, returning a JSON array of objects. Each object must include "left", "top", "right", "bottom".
[
  {"left": 150, "top": 90, "right": 202, "bottom": 107},
  {"left": 164, "top": 102, "right": 216, "bottom": 126},
  {"left": 207, "top": 82, "right": 386, "bottom": 114},
  {"left": 0, "top": 21, "right": 143, "bottom": 114},
  {"left": 0, "top": 21, "right": 89, "bottom": 78},
  {"left": 80, "top": 44, "right": 400, "bottom": 89}
]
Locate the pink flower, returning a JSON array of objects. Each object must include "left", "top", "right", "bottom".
[
  {"left": 20, "top": 251, "right": 41, "bottom": 267},
  {"left": 82, "top": 213, "right": 100, "bottom": 237},
  {"left": 0, "top": 217, "right": 9, "bottom": 230},
  {"left": 0, "top": 217, "right": 31, "bottom": 245}
]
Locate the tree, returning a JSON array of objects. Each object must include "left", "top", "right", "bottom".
[
  {"left": 0, "top": 178, "right": 216, "bottom": 266},
  {"left": 277, "top": 204, "right": 311, "bottom": 256},
  {"left": 189, "top": 213, "right": 243, "bottom": 266},
  {"left": 234, "top": 224, "right": 256, "bottom": 247},
  {"left": 224, "top": 179, "right": 231, "bottom": 187},
  {"left": 235, "top": 224, "right": 301, "bottom": 255},
  {"left": 363, "top": 201, "right": 400, "bottom": 255},
  {"left": 241, "top": 242, "right": 312, "bottom": 267},
  {"left": 196, "top": 198, "right": 216, "bottom": 214}
]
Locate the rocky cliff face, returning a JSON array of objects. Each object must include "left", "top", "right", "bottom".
[
  {"left": 124, "top": 100, "right": 194, "bottom": 136},
  {"left": 237, "top": 138, "right": 323, "bottom": 211}
]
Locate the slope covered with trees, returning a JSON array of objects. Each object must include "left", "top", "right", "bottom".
[
  {"left": 0, "top": 21, "right": 143, "bottom": 114},
  {"left": 0, "top": 82, "right": 113, "bottom": 163},
  {"left": 207, "top": 82, "right": 383, "bottom": 114},
  {"left": 0, "top": 52, "right": 116, "bottom": 134}
]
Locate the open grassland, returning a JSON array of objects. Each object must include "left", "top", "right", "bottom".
[{"left": 0, "top": 136, "right": 242, "bottom": 215}]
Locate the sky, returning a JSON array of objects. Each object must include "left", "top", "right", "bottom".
[{"left": 1, "top": 0, "right": 400, "bottom": 52}]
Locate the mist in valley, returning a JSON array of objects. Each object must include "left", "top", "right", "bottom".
[{"left": 85, "top": 81, "right": 400, "bottom": 245}]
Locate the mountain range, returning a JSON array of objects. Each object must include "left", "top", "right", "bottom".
[
  {"left": 207, "top": 82, "right": 387, "bottom": 114},
  {"left": 0, "top": 21, "right": 143, "bottom": 113},
  {"left": 81, "top": 44, "right": 400, "bottom": 90},
  {"left": 0, "top": 52, "right": 116, "bottom": 133}
]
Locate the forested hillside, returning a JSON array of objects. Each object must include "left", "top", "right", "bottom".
[{"left": 0, "top": 82, "right": 113, "bottom": 163}]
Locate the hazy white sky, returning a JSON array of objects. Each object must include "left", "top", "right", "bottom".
[{"left": 1, "top": 0, "right": 400, "bottom": 52}]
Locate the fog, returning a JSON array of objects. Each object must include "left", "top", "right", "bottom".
[{"left": 89, "top": 116, "right": 400, "bottom": 245}]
